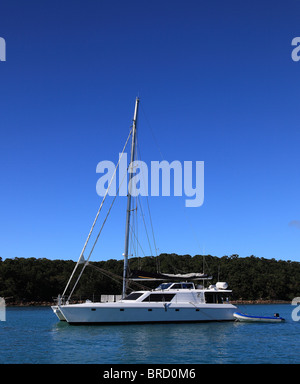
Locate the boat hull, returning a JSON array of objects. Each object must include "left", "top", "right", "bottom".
[
  {"left": 233, "top": 312, "right": 285, "bottom": 323},
  {"left": 56, "top": 302, "right": 237, "bottom": 325}
]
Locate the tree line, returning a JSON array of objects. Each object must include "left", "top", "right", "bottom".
[{"left": 0, "top": 253, "right": 299, "bottom": 304}]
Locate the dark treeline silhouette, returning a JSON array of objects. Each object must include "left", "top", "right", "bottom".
[{"left": 0, "top": 253, "right": 299, "bottom": 304}]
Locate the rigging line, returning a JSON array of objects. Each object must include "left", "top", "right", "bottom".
[
  {"left": 132, "top": 137, "right": 140, "bottom": 265},
  {"left": 136, "top": 105, "right": 161, "bottom": 265},
  {"left": 87, "top": 262, "right": 150, "bottom": 293},
  {"left": 128, "top": 198, "right": 139, "bottom": 263},
  {"left": 87, "top": 263, "right": 123, "bottom": 286},
  {"left": 133, "top": 196, "right": 138, "bottom": 258},
  {"left": 137, "top": 196, "right": 153, "bottom": 256},
  {"left": 137, "top": 140, "right": 158, "bottom": 256},
  {"left": 127, "top": 279, "right": 152, "bottom": 292},
  {"left": 67, "top": 159, "right": 130, "bottom": 301},
  {"left": 135, "top": 192, "right": 138, "bottom": 260},
  {"left": 129, "top": 221, "right": 147, "bottom": 258},
  {"left": 145, "top": 194, "right": 158, "bottom": 257},
  {"left": 128, "top": 203, "right": 142, "bottom": 269},
  {"left": 63, "top": 127, "right": 133, "bottom": 300},
  {"left": 67, "top": 185, "right": 119, "bottom": 300},
  {"left": 136, "top": 141, "right": 159, "bottom": 258},
  {"left": 129, "top": 212, "right": 138, "bottom": 259},
  {"left": 89, "top": 263, "right": 151, "bottom": 292}
]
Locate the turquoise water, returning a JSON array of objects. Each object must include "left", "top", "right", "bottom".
[{"left": 0, "top": 304, "right": 299, "bottom": 364}]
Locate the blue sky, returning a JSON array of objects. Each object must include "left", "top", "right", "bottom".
[{"left": 0, "top": 0, "right": 300, "bottom": 263}]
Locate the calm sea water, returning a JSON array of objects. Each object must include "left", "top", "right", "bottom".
[{"left": 0, "top": 304, "right": 299, "bottom": 364}]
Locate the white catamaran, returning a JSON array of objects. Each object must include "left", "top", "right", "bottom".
[{"left": 52, "top": 98, "right": 237, "bottom": 324}]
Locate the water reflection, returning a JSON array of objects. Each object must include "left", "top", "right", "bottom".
[
  {"left": 50, "top": 321, "right": 235, "bottom": 363},
  {"left": 2, "top": 305, "right": 299, "bottom": 363},
  {"left": 48, "top": 304, "right": 300, "bottom": 363}
]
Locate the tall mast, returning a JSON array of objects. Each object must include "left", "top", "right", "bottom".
[{"left": 122, "top": 97, "right": 139, "bottom": 298}]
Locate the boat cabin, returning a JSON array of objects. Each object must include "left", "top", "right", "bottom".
[
  {"left": 122, "top": 281, "right": 232, "bottom": 304},
  {"left": 155, "top": 282, "right": 195, "bottom": 290}
]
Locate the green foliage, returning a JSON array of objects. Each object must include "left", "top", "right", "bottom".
[{"left": 0, "top": 254, "right": 300, "bottom": 303}]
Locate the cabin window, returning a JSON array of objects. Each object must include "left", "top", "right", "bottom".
[
  {"left": 170, "top": 283, "right": 194, "bottom": 289},
  {"left": 205, "top": 293, "right": 230, "bottom": 304},
  {"left": 182, "top": 283, "right": 194, "bottom": 289},
  {"left": 156, "top": 283, "right": 172, "bottom": 290},
  {"left": 123, "top": 292, "right": 144, "bottom": 301},
  {"left": 142, "top": 293, "right": 175, "bottom": 302},
  {"left": 172, "top": 284, "right": 182, "bottom": 289}
]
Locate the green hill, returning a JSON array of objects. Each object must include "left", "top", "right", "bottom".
[{"left": 0, "top": 254, "right": 299, "bottom": 304}]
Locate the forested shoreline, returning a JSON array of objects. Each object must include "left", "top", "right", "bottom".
[{"left": 0, "top": 253, "right": 299, "bottom": 305}]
